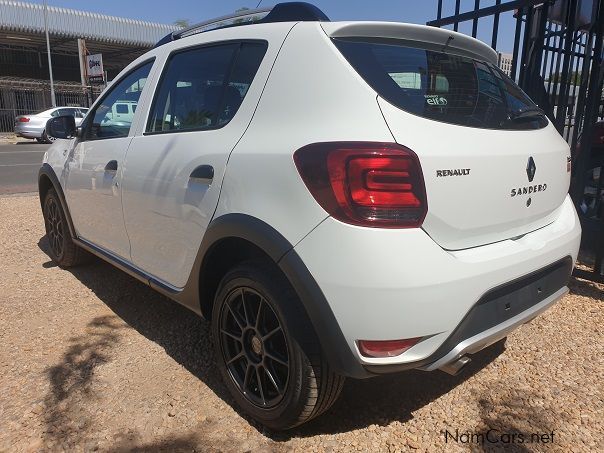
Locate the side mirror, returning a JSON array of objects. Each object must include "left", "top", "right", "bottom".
[{"left": 46, "top": 115, "right": 76, "bottom": 140}]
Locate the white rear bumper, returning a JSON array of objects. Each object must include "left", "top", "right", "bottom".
[{"left": 294, "top": 195, "right": 581, "bottom": 369}]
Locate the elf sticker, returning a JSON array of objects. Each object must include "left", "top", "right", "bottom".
[{"left": 425, "top": 95, "right": 447, "bottom": 106}]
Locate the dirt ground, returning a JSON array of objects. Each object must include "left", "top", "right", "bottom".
[{"left": 0, "top": 194, "right": 602, "bottom": 452}]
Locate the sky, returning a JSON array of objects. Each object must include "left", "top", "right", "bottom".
[{"left": 25, "top": 0, "right": 518, "bottom": 53}]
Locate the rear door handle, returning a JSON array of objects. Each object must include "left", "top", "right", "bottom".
[
  {"left": 189, "top": 165, "right": 214, "bottom": 184},
  {"left": 105, "top": 160, "right": 118, "bottom": 173}
]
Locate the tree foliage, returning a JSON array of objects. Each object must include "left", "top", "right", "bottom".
[
  {"left": 173, "top": 19, "right": 190, "bottom": 28},
  {"left": 548, "top": 71, "right": 582, "bottom": 85}
]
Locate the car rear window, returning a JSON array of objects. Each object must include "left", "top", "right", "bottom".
[{"left": 333, "top": 38, "right": 548, "bottom": 130}]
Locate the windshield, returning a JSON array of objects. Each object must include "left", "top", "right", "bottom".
[{"left": 334, "top": 38, "right": 548, "bottom": 130}]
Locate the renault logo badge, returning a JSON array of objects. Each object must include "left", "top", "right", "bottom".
[{"left": 526, "top": 157, "right": 536, "bottom": 182}]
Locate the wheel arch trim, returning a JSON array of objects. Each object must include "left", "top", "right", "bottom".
[
  {"left": 176, "top": 213, "right": 368, "bottom": 378},
  {"left": 38, "top": 163, "right": 77, "bottom": 239}
]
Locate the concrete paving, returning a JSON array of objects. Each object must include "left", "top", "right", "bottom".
[{"left": 0, "top": 141, "right": 51, "bottom": 194}]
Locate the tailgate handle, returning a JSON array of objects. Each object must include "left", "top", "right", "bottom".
[{"left": 190, "top": 165, "right": 214, "bottom": 184}]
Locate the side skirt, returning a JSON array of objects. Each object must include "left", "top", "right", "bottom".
[{"left": 73, "top": 238, "right": 202, "bottom": 316}]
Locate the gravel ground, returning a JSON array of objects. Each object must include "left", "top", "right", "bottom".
[
  {"left": 1, "top": 194, "right": 602, "bottom": 452},
  {"left": 0, "top": 134, "right": 28, "bottom": 145}
]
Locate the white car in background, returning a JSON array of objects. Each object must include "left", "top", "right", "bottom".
[
  {"left": 38, "top": 2, "right": 581, "bottom": 430},
  {"left": 15, "top": 107, "right": 88, "bottom": 143}
]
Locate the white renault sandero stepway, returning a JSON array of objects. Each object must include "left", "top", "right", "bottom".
[{"left": 39, "top": 2, "right": 581, "bottom": 430}]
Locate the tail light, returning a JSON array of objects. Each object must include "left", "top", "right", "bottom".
[
  {"left": 294, "top": 142, "right": 427, "bottom": 228},
  {"left": 358, "top": 338, "right": 421, "bottom": 358},
  {"left": 17, "top": 117, "right": 30, "bottom": 123}
]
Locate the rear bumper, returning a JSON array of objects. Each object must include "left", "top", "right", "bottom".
[
  {"left": 14, "top": 125, "right": 43, "bottom": 139},
  {"left": 293, "top": 195, "right": 581, "bottom": 377},
  {"left": 364, "top": 259, "right": 571, "bottom": 374}
]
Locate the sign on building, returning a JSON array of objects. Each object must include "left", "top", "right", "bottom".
[{"left": 86, "top": 54, "right": 104, "bottom": 83}]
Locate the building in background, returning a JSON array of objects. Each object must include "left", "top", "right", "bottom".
[
  {"left": 497, "top": 52, "right": 513, "bottom": 77},
  {"left": 0, "top": 0, "right": 179, "bottom": 132}
]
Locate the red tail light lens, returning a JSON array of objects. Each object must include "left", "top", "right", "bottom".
[
  {"left": 358, "top": 338, "right": 421, "bottom": 358},
  {"left": 18, "top": 117, "right": 30, "bottom": 123},
  {"left": 294, "top": 142, "right": 427, "bottom": 228}
]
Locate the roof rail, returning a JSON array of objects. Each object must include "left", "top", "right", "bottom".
[{"left": 154, "top": 2, "right": 330, "bottom": 48}]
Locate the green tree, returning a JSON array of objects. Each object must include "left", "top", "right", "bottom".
[
  {"left": 548, "top": 71, "right": 582, "bottom": 85},
  {"left": 233, "top": 7, "right": 251, "bottom": 24},
  {"left": 173, "top": 19, "right": 190, "bottom": 28}
]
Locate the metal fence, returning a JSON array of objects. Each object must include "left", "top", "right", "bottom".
[
  {"left": 429, "top": 0, "right": 604, "bottom": 282},
  {"left": 0, "top": 77, "right": 102, "bottom": 133}
]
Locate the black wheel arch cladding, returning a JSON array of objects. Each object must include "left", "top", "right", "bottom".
[{"left": 187, "top": 213, "right": 368, "bottom": 379}]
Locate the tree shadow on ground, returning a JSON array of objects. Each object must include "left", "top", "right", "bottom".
[
  {"left": 42, "top": 314, "right": 128, "bottom": 449},
  {"left": 467, "top": 382, "right": 565, "bottom": 453},
  {"left": 38, "top": 235, "right": 506, "bottom": 443}
]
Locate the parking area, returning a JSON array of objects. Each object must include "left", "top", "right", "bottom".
[
  {"left": 0, "top": 139, "right": 51, "bottom": 195},
  {"left": 0, "top": 194, "right": 602, "bottom": 452}
]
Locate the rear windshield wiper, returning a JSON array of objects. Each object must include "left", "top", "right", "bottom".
[{"left": 507, "top": 107, "right": 547, "bottom": 122}]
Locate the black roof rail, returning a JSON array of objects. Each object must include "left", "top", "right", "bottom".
[{"left": 153, "top": 2, "right": 330, "bottom": 48}]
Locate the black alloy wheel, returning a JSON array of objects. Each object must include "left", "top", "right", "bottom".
[
  {"left": 44, "top": 194, "right": 65, "bottom": 260},
  {"left": 212, "top": 261, "right": 345, "bottom": 430},
  {"left": 219, "top": 286, "right": 289, "bottom": 408},
  {"left": 42, "top": 188, "right": 88, "bottom": 267}
]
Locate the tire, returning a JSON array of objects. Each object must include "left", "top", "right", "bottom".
[
  {"left": 41, "top": 129, "right": 56, "bottom": 144},
  {"left": 42, "top": 188, "right": 87, "bottom": 267},
  {"left": 212, "top": 261, "right": 345, "bottom": 430},
  {"left": 36, "top": 138, "right": 45, "bottom": 144}
]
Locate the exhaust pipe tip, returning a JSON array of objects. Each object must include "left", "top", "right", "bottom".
[{"left": 439, "top": 355, "right": 471, "bottom": 376}]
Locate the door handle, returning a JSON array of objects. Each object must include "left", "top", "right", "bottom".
[
  {"left": 189, "top": 165, "right": 214, "bottom": 184},
  {"left": 105, "top": 160, "right": 118, "bottom": 173}
]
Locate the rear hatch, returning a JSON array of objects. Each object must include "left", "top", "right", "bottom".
[{"left": 326, "top": 23, "right": 571, "bottom": 250}]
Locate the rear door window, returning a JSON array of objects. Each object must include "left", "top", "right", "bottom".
[
  {"left": 334, "top": 38, "right": 547, "bottom": 130},
  {"left": 147, "top": 41, "right": 267, "bottom": 133}
]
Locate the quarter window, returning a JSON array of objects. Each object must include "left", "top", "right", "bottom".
[
  {"left": 84, "top": 61, "right": 153, "bottom": 140},
  {"left": 147, "top": 41, "right": 267, "bottom": 133}
]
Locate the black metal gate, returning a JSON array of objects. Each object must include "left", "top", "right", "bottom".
[{"left": 429, "top": 0, "right": 604, "bottom": 282}]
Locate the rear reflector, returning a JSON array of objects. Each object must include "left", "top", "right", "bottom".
[
  {"left": 17, "top": 117, "right": 30, "bottom": 123},
  {"left": 358, "top": 338, "right": 421, "bottom": 358},
  {"left": 294, "top": 142, "right": 427, "bottom": 228}
]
